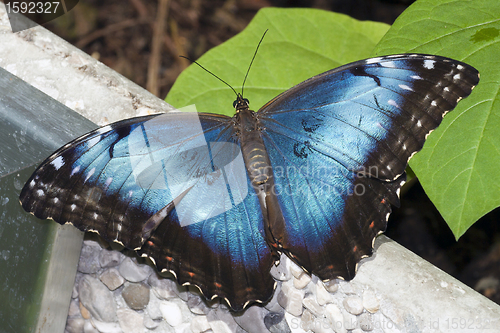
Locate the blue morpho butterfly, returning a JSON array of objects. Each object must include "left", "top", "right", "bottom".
[{"left": 19, "top": 41, "right": 479, "bottom": 310}]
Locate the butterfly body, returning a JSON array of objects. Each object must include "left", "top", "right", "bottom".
[
  {"left": 233, "top": 101, "right": 273, "bottom": 188},
  {"left": 20, "top": 54, "right": 479, "bottom": 310}
]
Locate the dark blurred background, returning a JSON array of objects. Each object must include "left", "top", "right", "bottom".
[
  {"left": 37, "top": 0, "right": 499, "bottom": 305},
  {"left": 40, "top": 0, "right": 413, "bottom": 98}
]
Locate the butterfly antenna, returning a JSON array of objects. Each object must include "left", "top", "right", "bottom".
[
  {"left": 179, "top": 55, "right": 239, "bottom": 97},
  {"left": 241, "top": 29, "right": 268, "bottom": 97}
]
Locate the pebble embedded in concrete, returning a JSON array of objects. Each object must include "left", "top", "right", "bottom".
[{"left": 66, "top": 238, "right": 400, "bottom": 333}]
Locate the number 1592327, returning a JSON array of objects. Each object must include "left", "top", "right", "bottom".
[{"left": 5, "top": 2, "right": 60, "bottom": 14}]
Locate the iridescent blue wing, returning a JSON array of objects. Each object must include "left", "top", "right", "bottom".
[
  {"left": 19, "top": 112, "right": 275, "bottom": 310},
  {"left": 258, "top": 54, "right": 479, "bottom": 280}
]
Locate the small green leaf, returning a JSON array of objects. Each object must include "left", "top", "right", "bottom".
[
  {"left": 166, "top": 7, "right": 389, "bottom": 115},
  {"left": 374, "top": 0, "right": 500, "bottom": 239}
]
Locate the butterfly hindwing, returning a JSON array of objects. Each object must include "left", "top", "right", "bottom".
[
  {"left": 139, "top": 177, "right": 275, "bottom": 310},
  {"left": 258, "top": 54, "right": 479, "bottom": 280}
]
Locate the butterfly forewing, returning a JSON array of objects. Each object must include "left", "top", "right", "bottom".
[
  {"left": 19, "top": 111, "right": 276, "bottom": 310},
  {"left": 258, "top": 54, "right": 479, "bottom": 280}
]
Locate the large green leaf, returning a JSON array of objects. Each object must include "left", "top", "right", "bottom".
[
  {"left": 166, "top": 8, "right": 389, "bottom": 115},
  {"left": 166, "top": 4, "right": 498, "bottom": 240},
  {"left": 374, "top": 0, "right": 500, "bottom": 239}
]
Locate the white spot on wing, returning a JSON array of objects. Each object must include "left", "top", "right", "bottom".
[
  {"left": 71, "top": 204, "right": 77, "bottom": 211},
  {"left": 381, "top": 61, "right": 396, "bottom": 68},
  {"left": 423, "top": 60, "right": 435, "bottom": 69},
  {"left": 96, "top": 125, "right": 113, "bottom": 134},
  {"left": 85, "top": 168, "right": 96, "bottom": 182},
  {"left": 388, "top": 99, "right": 399, "bottom": 108},
  {"left": 365, "top": 57, "right": 383, "bottom": 64},
  {"left": 104, "top": 177, "right": 113, "bottom": 190},
  {"left": 29, "top": 180, "right": 35, "bottom": 188},
  {"left": 71, "top": 165, "right": 81, "bottom": 177},
  {"left": 86, "top": 136, "right": 100, "bottom": 149},
  {"left": 453, "top": 73, "right": 461, "bottom": 81},
  {"left": 51, "top": 156, "right": 65, "bottom": 170},
  {"left": 36, "top": 189, "right": 45, "bottom": 197},
  {"left": 399, "top": 84, "right": 413, "bottom": 91}
]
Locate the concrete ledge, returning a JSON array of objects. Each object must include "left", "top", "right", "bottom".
[
  {"left": 0, "top": 2, "right": 173, "bottom": 126},
  {"left": 356, "top": 236, "right": 500, "bottom": 332}
]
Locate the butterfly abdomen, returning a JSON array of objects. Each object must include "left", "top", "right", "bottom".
[{"left": 235, "top": 107, "right": 273, "bottom": 189}]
